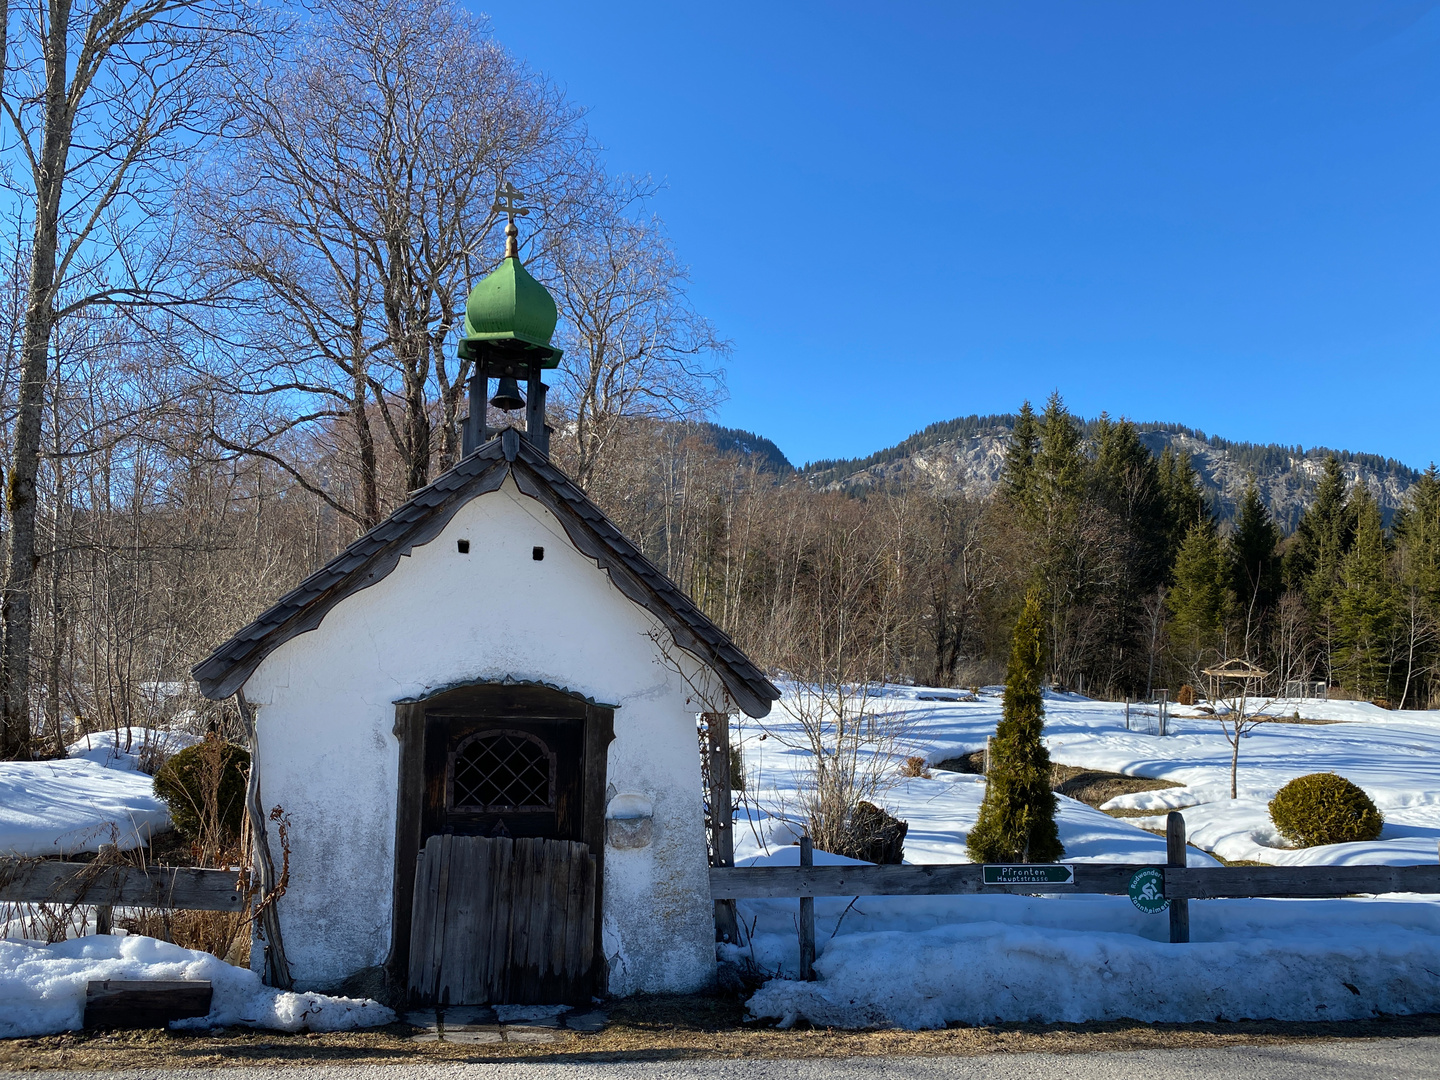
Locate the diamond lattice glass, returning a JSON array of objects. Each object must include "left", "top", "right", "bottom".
[{"left": 452, "top": 733, "right": 551, "bottom": 810}]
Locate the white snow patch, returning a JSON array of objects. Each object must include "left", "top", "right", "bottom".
[
  {"left": 746, "top": 899, "right": 1440, "bottom": 1028},
  {"left": 0, "top": 934, "right": 393, "bottom": 1037},
  {"left": 0, "top": 728, "right": 196, "bottom": 857},
  {"left": 65, "top": 728, "right": 196, "bottom": 773}
]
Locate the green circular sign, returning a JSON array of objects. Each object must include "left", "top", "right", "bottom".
[{"left": 1128, "top": 867, "right": 1169, "bottom": 914}]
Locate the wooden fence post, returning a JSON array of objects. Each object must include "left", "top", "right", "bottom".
[
  {"left": 798, "top": 834, "right": 815, "bottom": 980},
  {"left": 1166, "top": 812, "right": 1190, "bottom": 944},
  {"left": 704, "top": 712, "right": 741, "bottom": 945},
  {"left": 983, "top": 735, "right": 991, "bottom": 775},
  {"left": 94, "top": 844, "right": 115, "bottom": 935}
]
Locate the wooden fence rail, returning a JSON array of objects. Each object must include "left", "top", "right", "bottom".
[
  {"left": 709, "top": 861, "right": 1440, "bottom": 900},
  {"left": 711, "top": 813, "right": 1440, "bottom": 961},
  {"left": 0, "top": 860, "right": 245, "bottom": 912}
]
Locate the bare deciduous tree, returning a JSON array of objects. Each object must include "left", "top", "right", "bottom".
[
  {"left": 189, "top": 0, "right": 593, "bottom": 527},
  {"left": 552, "top": 177, "right": 727, "bottom": 491},
  {"left": 0, "top": 0, "right": 254, "bottom": 757}
]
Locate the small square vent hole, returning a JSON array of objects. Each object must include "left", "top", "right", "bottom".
[
  {"left": 532, "top": 546, "right": 545, "bottom": 561},
  {"left": 457, "top": 540, "right": 470, "bottom": 554}
]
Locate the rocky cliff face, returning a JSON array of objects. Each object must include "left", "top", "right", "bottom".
[{"left": 804, "top": 420, "right": 1422, "bottom": 530}]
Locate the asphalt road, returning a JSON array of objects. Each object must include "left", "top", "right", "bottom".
[{"left": 38, "top": 1037, "right": 1440, "bottom": 1080}]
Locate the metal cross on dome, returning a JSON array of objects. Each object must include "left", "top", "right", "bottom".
[{"left": 493, "top": 181, "right": 531, "bottom": 224}]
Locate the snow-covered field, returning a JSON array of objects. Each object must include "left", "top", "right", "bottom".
[
  {"left": 0, "top": 729, "right": 191, "bottom": 857},
  {"left": 731, "top": 685, "right": 1440, "bottom": 1028}
]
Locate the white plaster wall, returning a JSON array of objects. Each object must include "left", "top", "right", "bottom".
[{"left": 242, "top": 476, "right": 716, "bottom": 995}]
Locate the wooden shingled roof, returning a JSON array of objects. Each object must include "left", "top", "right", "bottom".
[{"left": 191, "top": 428, "right": 780, "bottom": 717}]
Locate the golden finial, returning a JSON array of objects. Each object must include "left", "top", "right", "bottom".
[{"left": 493, "top": 181, "right": 532, "bottom": 259}]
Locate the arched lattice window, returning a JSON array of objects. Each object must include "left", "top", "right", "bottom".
[{"left": 449, "top": 731, "right": 555, "bottom": 812}]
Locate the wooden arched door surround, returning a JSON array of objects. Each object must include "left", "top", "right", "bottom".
[{"left": 385, "top": 680, "right": 615, "bottom": 1001}]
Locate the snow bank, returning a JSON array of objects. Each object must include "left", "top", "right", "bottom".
[
  {"left": 0, "top": 728, "right": 195, "bottom": 857},
  {"left": 66, "top": 728, "right": 196, "bottom": 773},
  {"left": 0, "top": 761, "right": 168, "bottom": 856},
  {"left": 0, "top": 934, "right": 393, "bottom": 1037},
  {"left": 746, "top": 906, "right": 1440, "bottom": 1029}
]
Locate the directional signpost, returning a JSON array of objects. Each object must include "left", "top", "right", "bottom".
[{"left": 982, "top": 864, "right": 1075, "bottom": 886}]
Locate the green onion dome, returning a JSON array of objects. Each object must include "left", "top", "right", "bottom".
[{"left": 461, "top": 251, "right": 559, "bottom": 353}]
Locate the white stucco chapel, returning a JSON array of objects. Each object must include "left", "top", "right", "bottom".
[{"left": 192, "top": 198, "right": 778, "bottom": 1006}]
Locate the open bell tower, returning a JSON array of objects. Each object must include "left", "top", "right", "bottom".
[{"left": 459, "top": 181, "right": 564, "bottom": 456}]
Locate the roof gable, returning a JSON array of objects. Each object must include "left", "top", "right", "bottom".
[{"left": 191, "top": 429, "right": 779, "bottom": 717}]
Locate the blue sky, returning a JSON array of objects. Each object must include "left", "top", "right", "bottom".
[{"left": 477, "top": 2, "right": 1440, "bottom": 469}]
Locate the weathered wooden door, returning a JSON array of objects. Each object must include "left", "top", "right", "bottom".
[
  {"left": 389, "top": 683, "right": 614, "bottom": 1003},
  {"left": 407, "top": 834, "right": 597, "bottom": 1005}
]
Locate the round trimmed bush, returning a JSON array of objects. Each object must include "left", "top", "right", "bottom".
[
  {"left": 1269, "top": 773, "right": 1383, "bottom": 848},
  {"left": 153, "top": 737, "right": 251, "bottom": 844}
]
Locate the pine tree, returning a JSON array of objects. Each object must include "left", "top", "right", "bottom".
[
  {"left": 1033, "top": 392, "right": 1086, "bottom": 516},
  {"left": 1333, "top": 491, "right": 1396, "bottom": 700},
  {"left": 1284, "top": 455, "right": 1358, "bottom": 682},
  {"left": 967, "top": 589, "right": 1064, "bottom": 864},
  {"left": 1228, "top": 481, "right": 1282, "bottom": 640},
  {"left": 1092, "top": 415, "right": 1169, "bottom": 692},
  {"left": 1285, "top": 454, "right": 1356, "bottom": 609},
  {"left": 1395, "top": 464, "right": 1440, "bottom": 609},
  {"left": 1003, "top": 401, "right": 1039, "bottom": 510},
  {"left": 1167, "top": 520, "right": 1229, "bottom": 668},
  {"left": 1393, "top": 464, "right": 1440, "bottom": 706},
  {"left": 1157, "top": 447, "right": 1208, "bottom": 573}
]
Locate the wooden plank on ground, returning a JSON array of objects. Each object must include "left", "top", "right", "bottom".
[
  {"left": 710, "top": 862, "right": 1157, "bottom": 898},
  {"left": 0, "top": 860, "right": 242, "bottom": 911},
  {"left": 84, "top": 980, "right": 213, "bottom": 1029},
  {"left": 1165, "top": 863, "right": 1440, "bottom": 899}
]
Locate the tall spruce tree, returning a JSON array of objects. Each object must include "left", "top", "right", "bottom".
[
  {"left": 967, "top": 589, "right": 1064, "bottom": 864},
  {"left": 1393, "top": 464, "right": 1440, "bottom": 706},
  {"left": 1003, "top": 401, "right": 1040, "bottom": 509},
  {"left": 1157, "top": 446, "right": 1208, "bottom": 573},
  {"left": 1285, "top": 455, "right": 1358, "bottom": 681},
  {"left": 1285, "top": 455, "right": 1357, "bottom": 606},
  {"left": 1228, "top": 481, "right": 1282, "bottom": 650},
  {"left": 1395, "top": 465, "right": 1440, "bottom": 609},
  {"left": 1026, "top": 394, "right": 1094, "bottom": 687},
  {"left": 1092, "top": 415, "right": 1169, "bottom": 691},
  {"left": 1333, "top": 491, "right": 1396, "bottom": 700},
  {"left": 1033, "top": 392, "right": 1087, "bottom": 516},
  {"left": 1167, "top": 520, "right": 1230, "bottom": 670},
  {"left": 1093, "top": 416, "right": 1167, "bottom": 583}
]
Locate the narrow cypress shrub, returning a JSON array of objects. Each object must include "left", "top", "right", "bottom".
[{"left": 966, "top": 589, "right": 1064, "bottom": 863}]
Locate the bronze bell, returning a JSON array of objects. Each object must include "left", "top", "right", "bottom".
[{"left": 489, "top": 376, "right": 524, "bottom": 411}]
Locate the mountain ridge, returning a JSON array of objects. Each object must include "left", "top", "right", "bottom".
[{"left": 795, "top": 414, "right": 1426, "bottom": 530}]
